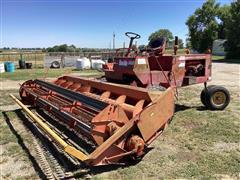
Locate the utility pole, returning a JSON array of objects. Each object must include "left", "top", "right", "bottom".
[
  {"left": 109, "top": 41, "right": 111, "bottom": 50},
  {"left": 113, "top": 32, "right": 115, "bottom": 50},
  {"left": 123, "top": 42, "right": 125, "bottom": 48}
]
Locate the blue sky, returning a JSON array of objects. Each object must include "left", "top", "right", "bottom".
[{"left": 1, "top": 0, "right": 231, "bottom": 48}]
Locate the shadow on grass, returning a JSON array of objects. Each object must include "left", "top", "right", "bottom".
[
  {"left": 71, "top": 69, "right": 102, "bottom": 72},
  {"left": 72, "top": 69, "right": 87, "bottom": 71},
  {"left": 175, "top": 104, "right": 207, "bottom": 112}
]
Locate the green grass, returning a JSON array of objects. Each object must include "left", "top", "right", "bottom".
[
  {"left": 173, "top": 151, "right": 240, "bottom": 178},
  {"left": 0, "top": 90, "right": 19, "bottom": 106},
  {"left": 212, "top": 55, "right": 225, "bottom": 60},
  {"left": 0, "top": 111, "right": 18, "bottom": 145},
  {"left": 0, "top": 68, "right": 103, "bottom": 80},
  {"left": 212, "top": 55, "right": 240, "bottom": 63}
]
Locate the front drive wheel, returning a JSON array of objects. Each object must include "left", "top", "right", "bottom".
[{"left": 201, "top": 85, "right": 230, "bottom": 110}]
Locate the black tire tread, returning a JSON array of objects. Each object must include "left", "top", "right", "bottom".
[
  {"left": 200, "top": 85, "right": 216, "bottom": 107},
  {"left": 205, "top": 85, "right": 230, "bottom": 110}
]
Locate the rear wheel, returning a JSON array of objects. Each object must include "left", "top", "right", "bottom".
[
  {"left": 201, "top": 85, "right": 230, "bottom": 110},
  {"left": 200, "top": 85, "right": 215, "bottom": 106}
]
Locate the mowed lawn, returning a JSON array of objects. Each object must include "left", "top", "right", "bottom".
[{"left": 0, "top": 62, "right": 239, "bottom": 179}]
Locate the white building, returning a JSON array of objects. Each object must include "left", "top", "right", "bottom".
[{"left": 212, "top": 39, "right": 227, "bottom": 56}]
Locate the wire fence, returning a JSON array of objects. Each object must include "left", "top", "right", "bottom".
[
  {"left": 0, "top": 51, "right": 116, "bottom": 69},
  {"left": 45, "top": 51, "right": 115, "bottom": 68},
  {"left": 0, "top": 52, "right": 45, "bottom": 68},
  {"left": 1, "top": 49, "right": 184, "bottom": 69}
]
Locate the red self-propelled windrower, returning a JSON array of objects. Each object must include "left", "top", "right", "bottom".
[{"left": 10, "top": 32, "right": 230, "bottom": 167}]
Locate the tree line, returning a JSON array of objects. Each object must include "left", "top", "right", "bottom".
[{"left": 45, "top": 44, "right": 110, "bottom": 53}]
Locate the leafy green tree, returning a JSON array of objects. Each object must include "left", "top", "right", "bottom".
[
  {"left": 67, "top": 45, "right": 76, "bottom": 52},
  {"left": 148, "top": 29, "right": 173, "bottom": 47},
  {"left": 46, "top": 47, "right": 54, "bottom": 52},
  {"left": 185, "top": 37, "right": 191, "bottom": 48},
  {"left": 58, "top": 44, "right": 68, "bottom": 52},
  {"left": 217, "top": 5, "right": 231, "bottom": 39},
  {"left": 186, "top": 0, "right": 220, "bottom": 52},
  {"left": 138, "top": 45, "right": 146, "bottom": 51},
  {"left": 225, "top": 0, "right": 240, "bottom": 58},
  {"left": 46, "top": 44, "right": 81, "bottom": 52},
  {"left": 52, "top": 45, "right": 59, "bottom": 52},
  {"left": 165, "top": 38, "right": 184, "bottom": 49},
  {"left": 75, "top": 48, "right": 81, "bottom": 53}
]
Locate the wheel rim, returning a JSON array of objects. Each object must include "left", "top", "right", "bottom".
[{"left": 211, "top": 91, "right": 226, "bottom": 106}]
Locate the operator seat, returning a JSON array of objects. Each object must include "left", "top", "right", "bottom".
[
  {"left": 149, "top": 37, "right": 166, "bottom": 49},
  {"left": 147, "top": 37, "right": 166, "bottom": 56}
]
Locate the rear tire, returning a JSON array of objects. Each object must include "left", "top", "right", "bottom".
[
  {"left": 202, "top": 85, "right": 230, "bottom": 110},
  {"left": 200, "top": 85, "right": 215, "bottom": 107}
]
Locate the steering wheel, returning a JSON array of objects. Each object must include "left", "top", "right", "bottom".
[{"left": 125, "top": 32, "right": 141, "bottom": 39}]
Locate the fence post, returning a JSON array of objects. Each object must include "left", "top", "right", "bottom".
[{"left": 35, "top": 52, "right": 37, "bottom": 68}]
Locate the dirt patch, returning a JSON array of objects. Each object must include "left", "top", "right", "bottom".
[
  {"left": 212, "top": 142, "right": 240, "bottom": 153},
  {"left": 175, "top": 151, "right": 200, "bottom": 162},
  {"left": 0, "top": 80, "right": 25, "bottom": 90},
  {"left": 1, "top": 150, "right": 35, "bottom": 178},
  {"left": 214, "top": 173, "right": 240, "bottom": 179},
  {"left": 210, "top": 63, "right": 240, "bottom": 91}
]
